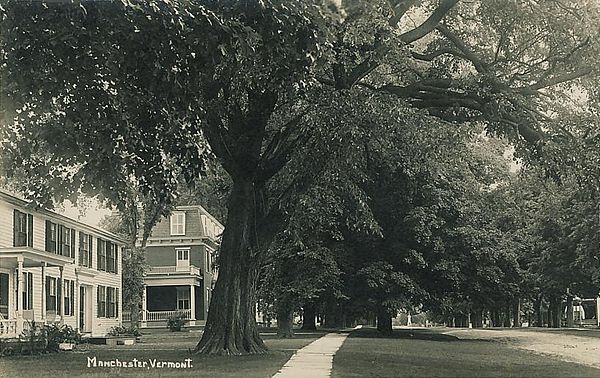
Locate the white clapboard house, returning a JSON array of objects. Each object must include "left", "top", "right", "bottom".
[{"left": 0, "top": 191, "right": 124, "bottom": 338}]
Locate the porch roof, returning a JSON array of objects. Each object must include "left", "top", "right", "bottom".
[{"left": 0, "top": 247, "right": 73, "bottom": 268}]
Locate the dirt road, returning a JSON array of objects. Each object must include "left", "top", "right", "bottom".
[{"left": 443, "top": 328, "right": 600, "bottom": 369}]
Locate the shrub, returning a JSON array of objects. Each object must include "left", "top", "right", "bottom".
[
  {"left": 167, "top": 312, "right": 187, "bottom": 332},
  {"left": 18, "top": 323, "right": 79, "bottom": 354},
  {"left": 43, "top": 324, "right": 79, "bottom": 352},
  {"left": 107, "top": 325, "right": 141, "bottom": 337}
]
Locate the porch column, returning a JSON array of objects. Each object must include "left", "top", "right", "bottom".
[
  {"left": 41, "top": 263, "right": 46, "bottom": 322},
  {"left": 16, "top": 257, "right": 24, "bottom": 334},
  {"left": 141, "top": 285, "right": 147, "bottom": 327},
  {"left": 190, "top": 284, "right": 196, "bottom": 324},
  {"left": 75, "top": 270, "right": 79, "bottom": 331},
  {"left": 58, "top": 266, "right": 64, "bottom": 325}
]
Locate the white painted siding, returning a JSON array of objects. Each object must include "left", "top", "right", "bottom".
[{"left": 0, "top": 194, "right": 124, "bottom": 337}]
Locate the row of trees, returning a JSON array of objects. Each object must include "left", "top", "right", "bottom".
[{"left": 2, "top": 0, "right": 599, "bottom": 354}]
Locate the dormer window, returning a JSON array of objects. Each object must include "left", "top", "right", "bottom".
[{"left": 170, "top": 212, "right": 186, "bottom": 236}]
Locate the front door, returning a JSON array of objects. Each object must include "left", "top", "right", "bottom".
[{"left": 79, "top": 286, "right": 91, "bottom": 332}]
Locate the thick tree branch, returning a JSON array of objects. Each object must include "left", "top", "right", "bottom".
[
  {"left": 526, "top": 68, "right": 593, "bottom": 91},
  {"left": 411, "top": 48, "right": 467, "bottom": 61},
  {"left": 399, "top": 0, "right": 459, "bottom": 44},
  {"left": 388, "top": 0, "right": 421, "bottom": 27}
]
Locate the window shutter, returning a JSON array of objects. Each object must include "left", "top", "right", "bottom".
[
  {"left": 57, "top": 225, "right": 63, "bottom": 255},
  {"left": 70, "top": 229, "right": 76, "bottom": 258},
  {"left": 97, "top": 287, "right": 100, "bottom": 317},
  {"left": 27, "top": 214, "right": 33, "bottom": 247},
  {"left": 88, "top": 235, "right": 93, "bottom": 267},
  {"left": 57, "top": 277, "right": 62, "bottom": 312},
  {"left": 28, "top": 273, "right": 33, "bottom": 310},
  {"left": 116, "top": 288, "right": 119, "bottom": 317},
  {"left": 46, "top": 276, "right": 51, "bottom": 311},
  {"left": 45, "top": 220, "right": 52, "bottom": 252},
  {"left": 70, "top": 281, "right": 75, "bottom": 316},
  {"left": 13, "top": 210, "right": 18, "bottom": 247}
]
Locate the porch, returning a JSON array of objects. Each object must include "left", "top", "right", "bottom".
[
  {"left": 136, "top": 284, "right": 204, "bottom": 327},
  {"left": 0, "top": 247, "right": 73, "bottom": 338}
]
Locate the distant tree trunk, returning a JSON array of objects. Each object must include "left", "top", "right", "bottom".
[
  {"left": 490, "top": 308, "right": 499, "bottom": 327},
  {"left": 503, "top": 304, "right": 511, "bottom": 327},
  {"left": 277, "top": 307, "right": 294, "bottom": 338},
  {"left": 512, "top": 300, "right": 521, "bottom": 327},
  {"left": 548, "top": 300, "right": 554, "bottom": 328},
  {"left": 535, "top": 295, "right": 543, "bottom": 327},
  {"left": 194, "top": 180, "right": 267, "bottom": 355},
  {"left": 554, "top": 298, "right": 562, "bottom": 328},
  {"left": 566, "top": 294, "right": 574, "bottom": 328},
  {"left": 301, "top": 302, "right": 317, "bottom": 330},
  {"left": 324, "top": 301, "right": 342, "bottom": 328},
  {"left": 471, "top": 309, "right": 483, "bottom": 328},
  {"left": 376, "top": 307, "right": 393, "bottom": 335}
]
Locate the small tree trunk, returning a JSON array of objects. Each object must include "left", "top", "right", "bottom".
[
  {"left": 376, "top": 306, "right": 393, "bottom": 335},
  {"left": 277, "top": 307, "right": 294, "bottom": 338},
  {"left": 513, "top": 299, "right": 521, "bottom": 328},
  {"left": 503, "top": 304, "right": 511, "bottom": 327},
  {"left": 554, "top": 298, "right": 562, "bottom": 328},
  {"left": 535, "top": 294, "right": 543, "bottom": 327},
  {"left": 566, "top": 295, "right": 574, "bottom": 328},
  {"left": 301, "top": 302, "right": 317, "bottom": 330}
]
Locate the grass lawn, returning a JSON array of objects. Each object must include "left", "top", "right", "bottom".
[
  {"left": 0, "top": 330, "right": 325, "bottom": 378},
  {"left": 332, "top": 328, "right": 600, "bottom": 377}
]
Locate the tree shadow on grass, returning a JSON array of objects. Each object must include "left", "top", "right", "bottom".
[{"left": 349, "top": 327, "right": 462, "bottom": 342}]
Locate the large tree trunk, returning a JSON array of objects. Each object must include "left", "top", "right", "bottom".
[
  {"left": 277, "top": 307, "right": 295, "bottom": 338},
  {"left": 194, "top": 181, "right": 267, "bottom": 355},
  {"left": 376, "top": 307, "right": 393, "bottom": 335},
  {"left": 301, "top": 302, "right": 317, "bottom": 330}
]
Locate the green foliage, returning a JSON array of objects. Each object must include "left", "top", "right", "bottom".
[
  {"left": 107, "top": 325, "right": 141, "bottom": 337},
  {"left": 167, "top": 312, "right": 187, "bottom": 332}
]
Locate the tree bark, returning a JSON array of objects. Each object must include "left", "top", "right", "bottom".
[
  {"left": 535, "top": 294, "right": 543, "bottom": 327},
  {"left": 503, "top": 304, "right": 511, "bottom": 327},
  {"left": 301, "top": 302, "right": 317, "bottom": 330},
  {"left": 376, "top": 307, "right": 393, "bottom": 335},
  {"left": 512, "top": 299, "right": 521, "bottom": 328},
  {"left": 277, "top": 307, "right": 294, "bottom": 338},
  {"left": 194, "top": 180, "right": 267, "bottom": 355},
  {"left": 566, "top": 294, "right": 574, "bottom": 328}
]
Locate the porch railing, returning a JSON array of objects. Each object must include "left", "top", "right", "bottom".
[
  {"left": 147, "top": 265, "right": 201, "bottom": 276},
  {"left": 0, "top": 319, "right": 17, "bottom": 337},
  {"left": 145, "top": 309, "right": 191, "bottom": 322}
]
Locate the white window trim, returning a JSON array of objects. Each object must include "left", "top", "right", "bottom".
[{"left": 170, "top": 212, "right": 186, "bottom": 236}]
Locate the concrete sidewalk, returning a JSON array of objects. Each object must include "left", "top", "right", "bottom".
[{"left": 273, "top": 328, "right": 356, "bottom": 378}]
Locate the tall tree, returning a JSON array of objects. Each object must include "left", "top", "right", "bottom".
[{"left": 2, "top": 0, "right": 598, "bottom": 354}]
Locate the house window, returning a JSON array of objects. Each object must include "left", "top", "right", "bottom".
[
  {"left": 170, "top": 212, "right": 185, "bottom": 235},
  {"left": 97, "top": 285, "right": 106, "bottom": 317},
  {"left": 97, "top": 285, "right": 118, "bottom": 318},
  {"left": 46, "top": 277, "right": 57, "bottom": 311},
  {"left": 79, "top": 232, "right": 92, "bottom": 268},
  {"left": 97, "top": 239, "right": 107, "bottom": 271},
  {"left": 13, "top": 210, "right": 33, "bottom": 247},
  {"left": 21, "top": 271, "right": 34, "bottom": 310},
  {"left": 176, "top": 248, "right": 190, "bottom": 270},
  {"left": 60, "top": 226, "right": 74, "bottom": 257},
  {"left": 177, "top": 287, "right": 190, "bottom": 310},
  {"left": 106, "top": 242, "right": 117, "bottom": 273},
  {"left": 46, "top": 221, "right": 58, "bottom": 253},
  {"left": 206, "top": 250, "right": 211, "bottom": 272},
  {"left": 64, "top": 279, "right": 75, "bottom": 316}
]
